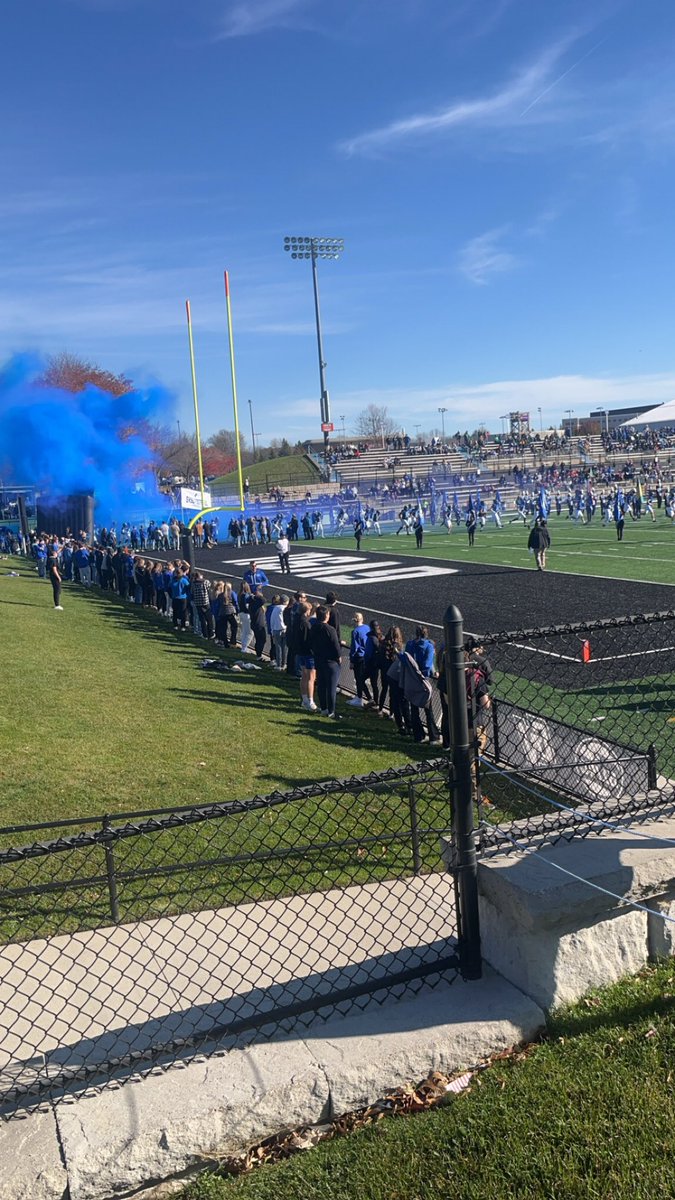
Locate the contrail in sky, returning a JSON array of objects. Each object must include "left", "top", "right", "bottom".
[{"left": 519, "top": 36, "right": 608, "bottom": 117}]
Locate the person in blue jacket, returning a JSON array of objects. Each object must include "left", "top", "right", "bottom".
[
  {"left": 243, "top": 561, "right": 269, "bottom": 591},
  {"left": 33, "top": 539, "right": 48, "bottom": 578},
  {"left": 348, "top": 612, "right": 373, "bottom": 707},
  {"left": 171, "top": 568, "right": 190, "bottom": 630},
  {"left": 405, "top": 625, "right": 442, "bottom": 745},
  {"left": 73, "top": 544, "right": 91, "bottom": 586}
]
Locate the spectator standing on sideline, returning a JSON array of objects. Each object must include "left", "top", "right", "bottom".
[
  {"left": 364, "top": 620, "right": 383, "bottom": 708},
  {"left": 325, "top": 591, "right": 346, "bottom": 646},
  {"left": 34, "top": 538, "right": 48, "bottom": 578},
  {"left": 414, "top": 512, "right": 424, "bottom": 549},
  {"left": 348, "top": 612, "right": 373, "bottom": 707},
  {"left": 238, "top": 581, "right": 254, "bottom": 652},
  {"left": 405, "top": 625, "right": 442, "bottom": 745},
  {"left": 48, "top": 550, "right": 63, "bottom": 610},
  {"left": 171, "top": 568, "right": 190, "bottom": 630},
  {"left": 249, "top": 587, "right": 267, "bottom": 660},
  {"left": 243, "top": 561, "right": 269, "bottom": 590},
  {"left": 296, "top": 600, "right": 318, "bottom": 711},
  {"left": 215, "top": 582, "right": 239, "bottom": 647},
  {"left": 269, "top": 594, "right": 289, "bottom": 669},
  {"left": 310, "top": 606, "right": 343, "bottom": 719},
  {"left": 353, "top": 517, "right": 364, "bottom": 551},
  {"left": 276, "top": 534, "right": 291, "bottom": 574},
  {"left": 381, "top": 626, "right": 412, "bottom": 734},
  {"left": 192, "top": 571, "right": 214, "bottom": 638}
]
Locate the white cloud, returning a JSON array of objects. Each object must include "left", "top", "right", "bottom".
[
  {"left": 338, "top": 32, "right": 590, "bottom": 156},
  {"left": 216, "top": 0, "right": 315, "bottom": 39},
  {"left": 457, "top": 227, "right": 519, "bottom": 285}
]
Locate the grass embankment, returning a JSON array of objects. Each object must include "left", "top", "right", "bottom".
[
  {"left": 0, "top": 564, "right": 416, "bottom": 826},
  {"left": 0, "top": 563, "right": 442, "bottom": 936},
  {"left": 212, "top": 455, "right": 320, "bottom": 494},
  {"left": 321, "top": 513, "right": 675, "bottom": 585},
  {"left": 183, "top": 962, "right": 675, "bottom": 1200}
]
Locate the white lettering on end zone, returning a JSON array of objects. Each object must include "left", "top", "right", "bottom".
[
  {"left": 221, "top": 552, "right": 457, "bottom": 585},
  {"left": 313, "top": 565, "right": 457, "bottom": 585}
]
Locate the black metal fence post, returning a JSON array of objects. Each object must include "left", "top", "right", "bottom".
[
  {"left": 444, "top": 604, "right": 482, "bottom": 980},
  {"left": 102, "top": 816, "right": 121, "bottom": 924}
]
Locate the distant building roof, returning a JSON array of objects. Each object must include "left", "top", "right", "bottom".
[
  {"left": 589, "top": 404, "right": 654, "bottom": 418},
  {"left": 622, "top": 401, "right": 675, "bottom": 427}
]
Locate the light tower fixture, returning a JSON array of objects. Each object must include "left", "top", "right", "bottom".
[
  {"left": 284, "top": 236, "right": 344, "bottom": 454},
  {"left": 438, "top": 406, "right": 448, "bottom": 443}
]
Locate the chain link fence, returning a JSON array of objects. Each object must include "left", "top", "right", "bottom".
[
  {"left": 468, "top": 613, "right": 675, "bottom": 856},
  {"left": 0, "top": 760, "right": 463, "bottom": 1118}
]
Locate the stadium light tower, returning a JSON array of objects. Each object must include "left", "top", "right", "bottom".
[
  {"left": 284, "top": 236, "right": 344, "bottom": 454},
  {"left": 438, "top": 406, "right": 448, "bottom": 443}
]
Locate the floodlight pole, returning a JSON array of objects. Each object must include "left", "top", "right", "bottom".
[
  {"left": 284, "top": 236, "right": 344, "bottom": 455},
  {"left": 310, "top": 250, "right": 330, "bottom": 452},
  {"left": 438, "top": 406, "right": 447, "bottom": 443}
]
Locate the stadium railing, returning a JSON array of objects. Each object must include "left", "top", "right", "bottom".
[
  {"left": 465, "top": 612, "right": 675, "bottom": 857},
  {"left": 0, "top": 758, "right": 476, "bottom": 1118}
]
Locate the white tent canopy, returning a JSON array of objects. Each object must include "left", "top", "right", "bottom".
[{"left": 621, "top": 401, "right": 675, "bottom": 428}]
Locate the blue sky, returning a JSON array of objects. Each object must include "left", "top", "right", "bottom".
[{"left": 3, "top": 0, "right": 675, "bottom": 443}]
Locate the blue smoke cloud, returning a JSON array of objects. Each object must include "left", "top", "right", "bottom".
[{"left": 0, "top": 353, "right": 175, "bottom": 526}]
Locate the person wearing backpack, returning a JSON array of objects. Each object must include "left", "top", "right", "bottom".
[
  {"left": 404, "top": 625, "right": 442, "bottom": 744},
  {"left": 381, "top": 627, "right": 412, "bottom": 734}
]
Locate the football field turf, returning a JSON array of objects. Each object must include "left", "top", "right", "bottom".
[{"left": 319, "top": 511, "right": 675, "bottom": 587}]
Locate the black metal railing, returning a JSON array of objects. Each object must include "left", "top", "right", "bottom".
[{"left": 0, "top": 758, "right": 472, "bottom": 1117}]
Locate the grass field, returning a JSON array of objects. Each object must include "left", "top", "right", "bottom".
[
  {"left": 182, "top": 962, "right": 675, "bottom": 1200},
  {"left": 321, "top": 512, "right": 675, "bottom": 586},
  {"left": 0, "top": 564, "right": 419, "bottom": 829},
  {"left": 212, "top": 454, "right": 320, "bottom": 493},
  {"left": 0, "top": 563, "right": 447, "bottom": 936}
]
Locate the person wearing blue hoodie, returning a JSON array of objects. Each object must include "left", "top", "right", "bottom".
[
  {"left": 348, "top": 612, "right": 373, "bottom": 707},
  {"left": 33, "top": 539, "right": 48, "bottom": 579},
  {"left": 171, "top": 568, "right": 190, "bottom": 630}
]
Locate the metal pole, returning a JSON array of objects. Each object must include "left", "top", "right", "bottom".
[
  {"left": 310, "top": 246, "right": 330, "bottom": 455},
  {"left": 224, "top": 271, "right": 246, "bottom": 513},
  {"left": 443, "top": 603, "right": 482, "bottom": 979},
  {"left": 185, "top": 300, "right": 206, "bottom": 509}
]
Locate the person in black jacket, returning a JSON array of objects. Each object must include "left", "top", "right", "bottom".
[
  {"left": 527, "top": 518, "right": 551, "bottom": 570},
  {"left": 310, "top": 606, "right": 343, "bottom": 719},
  {"left": 248, "top": 587, "right": 267, "bottom": 659},
  {"left": 325, "top": 591, "right": 345, "bottom": 645},
  {"left": 296, "top": 600, "right": 318, "bottom": 711}
]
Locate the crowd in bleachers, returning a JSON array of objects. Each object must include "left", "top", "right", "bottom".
[{"left": 601, "top": 426, "right": 675, "bottom": 455}]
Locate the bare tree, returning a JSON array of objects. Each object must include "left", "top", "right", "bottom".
[
  {"left": 40, "top": 352, "right": 132, "bottom": 396},
  {"left": 354, "top": 404, "right": 399, "bottom": 442},
  {"left": 161, "top": 435, "right": 202, "bottom": 482}
]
